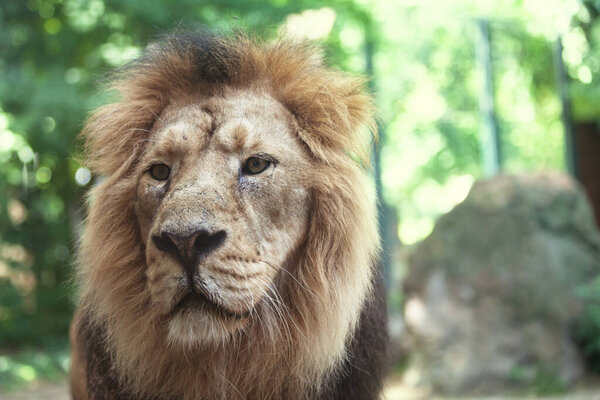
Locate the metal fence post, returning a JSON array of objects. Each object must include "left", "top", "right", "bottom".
[
  {"left": 553, "top": 37, "right": 578, "bottom": 178},
  {"left": 476, "top": 19, "right": 502, "bottom": 176}
]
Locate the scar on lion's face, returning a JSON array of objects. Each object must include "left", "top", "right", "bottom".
[{"left": 133, "top": 89, "right": 312, "bottom": 346}]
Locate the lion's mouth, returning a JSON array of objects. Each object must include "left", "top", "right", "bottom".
[{"left": 172, "top": 290, "right": 248, "bottom": 320}]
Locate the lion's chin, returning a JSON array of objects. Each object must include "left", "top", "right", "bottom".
[{"left": 166, "top": 299, "right": 247, "bottom": 348}]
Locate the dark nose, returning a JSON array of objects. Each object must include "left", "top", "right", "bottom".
[{"left": 152, "top": 229, "right": 227, "bottom": 267}]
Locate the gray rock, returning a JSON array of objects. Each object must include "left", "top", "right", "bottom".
[{"left": 403, "top": 172, "right": 600, "bottom": 394}]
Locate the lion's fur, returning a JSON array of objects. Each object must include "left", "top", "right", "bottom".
[{"left": 72, "top": 32, "right": 381, "bottom": 400}]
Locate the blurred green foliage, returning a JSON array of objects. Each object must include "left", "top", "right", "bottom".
[
  {"left": 0, "top": 347, "right": 70, "bottom": 391},
  {"left": 508, "top": 364, "right": 568, "bottom": 396},
  {"left": 2, "top": 0, "right": 600, "bottom": 390}
]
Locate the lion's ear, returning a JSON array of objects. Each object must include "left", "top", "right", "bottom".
[
  {"left": 82, "top": 98, "right": 160, "bottom": 176},
  {"left": 267, "top": 44, "right": 376, "bottom": 165},
  {"left": 291, "top": 78, "right": 376, "bottom": 165}
]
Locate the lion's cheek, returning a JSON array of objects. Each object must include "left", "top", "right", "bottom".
[
  {"left": 260, "top": 186, "right": 308, "bottom": 231},
  {"left": 254, "top": 187, "right": 309, "bottom": 257},
  {"left": 260, "top": 210, "right": 308, "bottom": 265},
  {"left": 146, "top": 248, "right": 182, "bottom": 315},
  {"left": 135, "top": 181, "right": 166, "bottom": 243}
]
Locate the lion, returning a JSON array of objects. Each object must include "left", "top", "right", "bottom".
[{"left": 69, "top": 31, "right": 388, "bottom": 400}]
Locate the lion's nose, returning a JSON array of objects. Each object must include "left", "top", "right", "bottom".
[{"left": 152, "top": 229, "right": 227, "bottom": 267}]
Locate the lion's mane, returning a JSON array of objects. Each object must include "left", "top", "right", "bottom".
[{"left": 74, "top": 32, "right": 381, "bottom": 400}]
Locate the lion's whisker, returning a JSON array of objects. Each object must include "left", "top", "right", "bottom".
[
  {"left": 259, "top": 260, "right": 318, "bottom": 299},
  {"left": 266, "top": 282, "right": 306, "bottom": 343},
  {"left": 145, "top": 104, "right": 167, "bottom": 127},
  {"left": 125, "top": 127, "right": 153, "bottom": 134}
]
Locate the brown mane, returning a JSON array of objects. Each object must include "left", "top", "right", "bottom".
[{"left": 73, "top": 32, "right": 381, "bottom": 400}]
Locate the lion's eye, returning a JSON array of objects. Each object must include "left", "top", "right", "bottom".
[
  {"left": 149, "top": 163, "right": 171, "bottom": 181},
  {"left": 243, "top": 157, "right": 270, "bottom": 175}
]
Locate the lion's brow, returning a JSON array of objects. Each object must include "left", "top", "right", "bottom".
[
  {"left": 230, "top": 124, "right": 248, "bottom": 152},
  {"left": 210, "top": 117, "right": 250, "bottom": 154}
]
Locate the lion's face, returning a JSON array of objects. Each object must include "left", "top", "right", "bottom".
[{"left": 134, "top": 89, "right": 311, "bottom": 346}]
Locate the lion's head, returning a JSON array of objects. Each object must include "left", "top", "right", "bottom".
[{"left": 76, "top": 32, "right": 379, "bottom": 400}]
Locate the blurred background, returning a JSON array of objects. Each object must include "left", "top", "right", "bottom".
[{"left": 2, "top": 0, "right": 600, "bottom": 398}]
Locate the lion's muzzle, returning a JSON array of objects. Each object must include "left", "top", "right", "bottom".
[{"left": 150, "top": 225, "right": 246, "bottom": 319}]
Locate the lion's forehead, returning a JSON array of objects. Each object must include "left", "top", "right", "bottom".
[{"left": 153, "top": 90, "right": 298, "bottom": 160}]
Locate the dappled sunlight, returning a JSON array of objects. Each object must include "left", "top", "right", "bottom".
[{"left": 280, "top": 7, "right": 336, "bottom": 40}]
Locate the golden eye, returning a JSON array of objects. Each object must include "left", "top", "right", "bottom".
[
  {"left": 244, "top": 157, "right": 270, "bottom": 175},
  {"left": 149, "top": 163, "right": 171, "bottom": 181}
]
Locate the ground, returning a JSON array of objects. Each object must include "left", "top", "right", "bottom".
[{"left": 2, "top": 378, "right": 600, "bottom": 400}]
